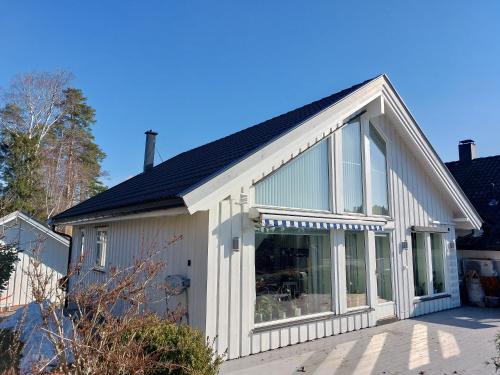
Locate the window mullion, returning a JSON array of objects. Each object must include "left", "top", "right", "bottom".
[{"left": 425, "top": 233, "right": 433, "bottom": 295}]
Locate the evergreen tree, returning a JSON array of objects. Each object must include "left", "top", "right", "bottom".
[
  {"left": 42, "top": 88, "right": 106, "bottom": 217},
  {"left": 0, "top": 128, "right": 43, "bottom": 217},
  {"left": 0, "top": 240, "right": 18, "bottom": 294}
]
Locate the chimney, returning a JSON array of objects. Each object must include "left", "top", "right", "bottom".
[
  {"left": 143, "top": 130, "right": 158, "bottom": 172},
  {"left": 458, "top": 139, "right": 477, "bottom": 162}
]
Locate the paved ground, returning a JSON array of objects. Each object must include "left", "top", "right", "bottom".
[{"left": 220, "top": 307, "right": 500, "bottom": 375}]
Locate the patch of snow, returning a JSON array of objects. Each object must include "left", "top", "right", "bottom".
[{"left": 0, "top": 301, "right": 73, "bottom": 374}]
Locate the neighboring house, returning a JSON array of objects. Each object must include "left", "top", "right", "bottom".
[
  {"left": 446, "top": 141, "right": 500, "bottom": 278},
  {"left": 51, "top": 74, "right": 481, "bottom": 359},
  {"left": 0, "top": 211, "right": 70, "bottom": 311}
]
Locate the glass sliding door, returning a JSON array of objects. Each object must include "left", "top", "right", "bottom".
[
  {"left": 254, "top": 228, "right": 332, "bottom": 323},
  {"left": 412, "top": 232, "right": 428, "bottom": 296},
  {"left": 343, "top": 121, "right": 364, "bottom": 213},
  {"left": 375, "top": 233, "right": 393, "bottom": 303},
  {"left": 430, "top": 233, "right": 445, "bottom": 294},
  {"left": 345, "top": 231, "right": 367, "bottom": 308}
]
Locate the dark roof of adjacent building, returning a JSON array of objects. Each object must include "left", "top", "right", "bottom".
[
  {"left": 53, "top": 76, "right": 377, "bottom": 223},
  {"left": 446, "top": 155, "right": 500, "bottom": 251}
]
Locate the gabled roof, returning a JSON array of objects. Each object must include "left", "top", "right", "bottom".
[
  {"left": 52, "top": 77, "right": 377, "bottom": 223},
  {"left": 0, "top": 211, "right": 70, "bottom": 246},
  {"left": 446, "top": 155, "right": 500, "bottom": 250}
]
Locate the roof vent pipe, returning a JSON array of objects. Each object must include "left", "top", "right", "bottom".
[
  {"left": 458, "top": 139, "right": 477, "bottom": 162},
  {"left": 144, "top": 130, "right": 158, "bottom": 173}
]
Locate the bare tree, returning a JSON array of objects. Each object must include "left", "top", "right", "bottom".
[{"left": 0, "top": 71, "right": 72, "bottom": 150}]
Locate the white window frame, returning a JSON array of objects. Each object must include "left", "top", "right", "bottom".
[
  {"left": 95, "top": 228, "right": 108, "bottom": 270},
  {"left": 411, "top": 231, "right": 448, "bottom": 300},
  {"left": 344, "top": 230, "right": 370, "bottom": 312},
  {"left": 341, "top": 117, "right": 366, "bottom": 216},
  {"left": 339, "top": 114, "right": 392, "bottom": 219},
  {"left": 79, "top": 229, "right": 85, "bottom": 259},
  {"left": 365, "top": 120, "right": 391, "bottom": 218},
  {"left": 252, "top": 228, "right": 335, "bottom": 328},
  {"left": 373, "top": 231, "right": 395, "bottom": 305}
]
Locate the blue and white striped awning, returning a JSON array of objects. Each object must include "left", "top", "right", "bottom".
[{"left": 261, "top": 218, "right": 383, "bottom": 231}]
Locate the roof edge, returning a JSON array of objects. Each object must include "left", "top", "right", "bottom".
[{"left": 51, "top": 198, "right": 186, "bottom": 225}]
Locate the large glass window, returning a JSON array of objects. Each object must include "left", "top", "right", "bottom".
[
  {"left": 430, "top": 233, "right": 445, "bottom": 294},
  {"left": 343, "top": 121, "right": 364, "bottom": 213},
  {"left": 345, "top": 231, "right": 367, "bottom": 308},
  {"left": 254, "top": 229, "right": 331, "bottom": 323},
  {"left": 412, "top": 233, "right": 428, "bottom": 297},
  {"left": 375, "top": 233, "right": 393, "bottom": 303},
  {"left": 369, "top": 124, "right": 389, "bottom": 216},
  {"left": 255, "top": 139, "right": 330, "bottom": 211}
]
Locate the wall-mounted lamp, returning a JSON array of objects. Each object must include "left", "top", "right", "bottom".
[
  {"left": 232, "top": 237, "right": 241, "bottom": 251},
  {"left": 401, "top": 240, "right": 409, "bottom": 250},
  {"left": 448, "top": 241, "right": 456, "bottom": 250}
]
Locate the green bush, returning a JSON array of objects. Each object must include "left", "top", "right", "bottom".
[{"left": 136, "top": 317, "right": 223, "bottom": 375}]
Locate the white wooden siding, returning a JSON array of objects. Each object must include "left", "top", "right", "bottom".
[
  {"left": 68, "top": 212, "right": 209, "bottom": 331},
  {"left": 207, "top": 113, "right": 461, "bottom": 359},
  {"left": 0, "top": 219, "right": 68, "bottom": 309}
]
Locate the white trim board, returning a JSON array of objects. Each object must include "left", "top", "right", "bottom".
[{"left": 0, "top": 211, "right": 69, "bottom": 246}]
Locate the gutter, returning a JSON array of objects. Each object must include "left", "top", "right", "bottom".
[
  {"left": 51, "top": 197, "right": 185, "bottom": 226},
  {"left": 51, "top": 225, "right": 73, "bottom": 301}
]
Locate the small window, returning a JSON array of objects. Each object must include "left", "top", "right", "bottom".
[
  {"left": 343, "top": 121, "right": 364, "bottom": 213},
  {"left": 80, "top": 230, "right": 85, "bottom": 259},
  {"left": 369, "top": 124, "right": 389, "bottom": 216},
  {"left": 95, "top": 229, "right": 108, "bottom": 268},
  {"left": 345, "top": 231, "right": 367, "bottom": 308}
]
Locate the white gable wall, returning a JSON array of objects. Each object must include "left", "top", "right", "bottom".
[
  {"left": 205, "top": 108, "right": 461, "bottom": 359},
  {"left": 0, "top": 216, "right": 69, "bottom": 309}
]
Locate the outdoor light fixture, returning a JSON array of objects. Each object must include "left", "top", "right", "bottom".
[
  {"left": 401, "top": 240, "right": 409, "bottom": 250},
  {"left": 232, "top": 237, "right": 241, "bottom": 251}
]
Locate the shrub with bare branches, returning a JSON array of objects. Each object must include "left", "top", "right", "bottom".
[{"left": 1, "top": 235, "right": 222, "bottom": 374}]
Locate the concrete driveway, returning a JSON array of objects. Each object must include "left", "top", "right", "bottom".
[{"left": 220, "top": 307, "right": 500, "bottom": 375}]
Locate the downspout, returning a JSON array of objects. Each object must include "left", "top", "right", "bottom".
[{"left": 51, "top": 224, "right": 73, "bottom": 305}]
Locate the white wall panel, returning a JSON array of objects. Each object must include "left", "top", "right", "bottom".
[{"left": 68, "top": 212, "right": 209, "bottom": 331}]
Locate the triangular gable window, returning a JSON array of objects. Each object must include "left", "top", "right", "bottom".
[{"left": 255, "top": 139, "right": 330, "bottom": 210}]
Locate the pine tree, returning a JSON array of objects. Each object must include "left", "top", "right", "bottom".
[
  {"left": 42, "top": 88, "right": 106, "bottom": 217},
  {"left": 0, "top": 240, "right": 18, "bottom": 294},
  {"left": 0, "top": 128, "right": 43, "bottom": 217}
]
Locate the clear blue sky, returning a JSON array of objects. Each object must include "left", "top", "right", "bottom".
[{"left": 1, "top": 1, "right": 499, "bottom": 187}]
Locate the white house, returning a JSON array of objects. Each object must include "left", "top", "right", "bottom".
[
  {"left": 0, "top": 211, "right": 70, "bottom": 310},
  {"left": 51, "top": 74, "right": 481, "bottom": 359},
  {"left": 446, "top": 141, "right": 500, "bottom": 302}
]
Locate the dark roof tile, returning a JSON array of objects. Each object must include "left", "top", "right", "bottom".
[{"left": 446, "top": 155, "right": 500, "bottom": 251}]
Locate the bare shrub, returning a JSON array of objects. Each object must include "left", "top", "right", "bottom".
[{"left": 7, "top": 234, "right": 222, "bottom": 374}]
